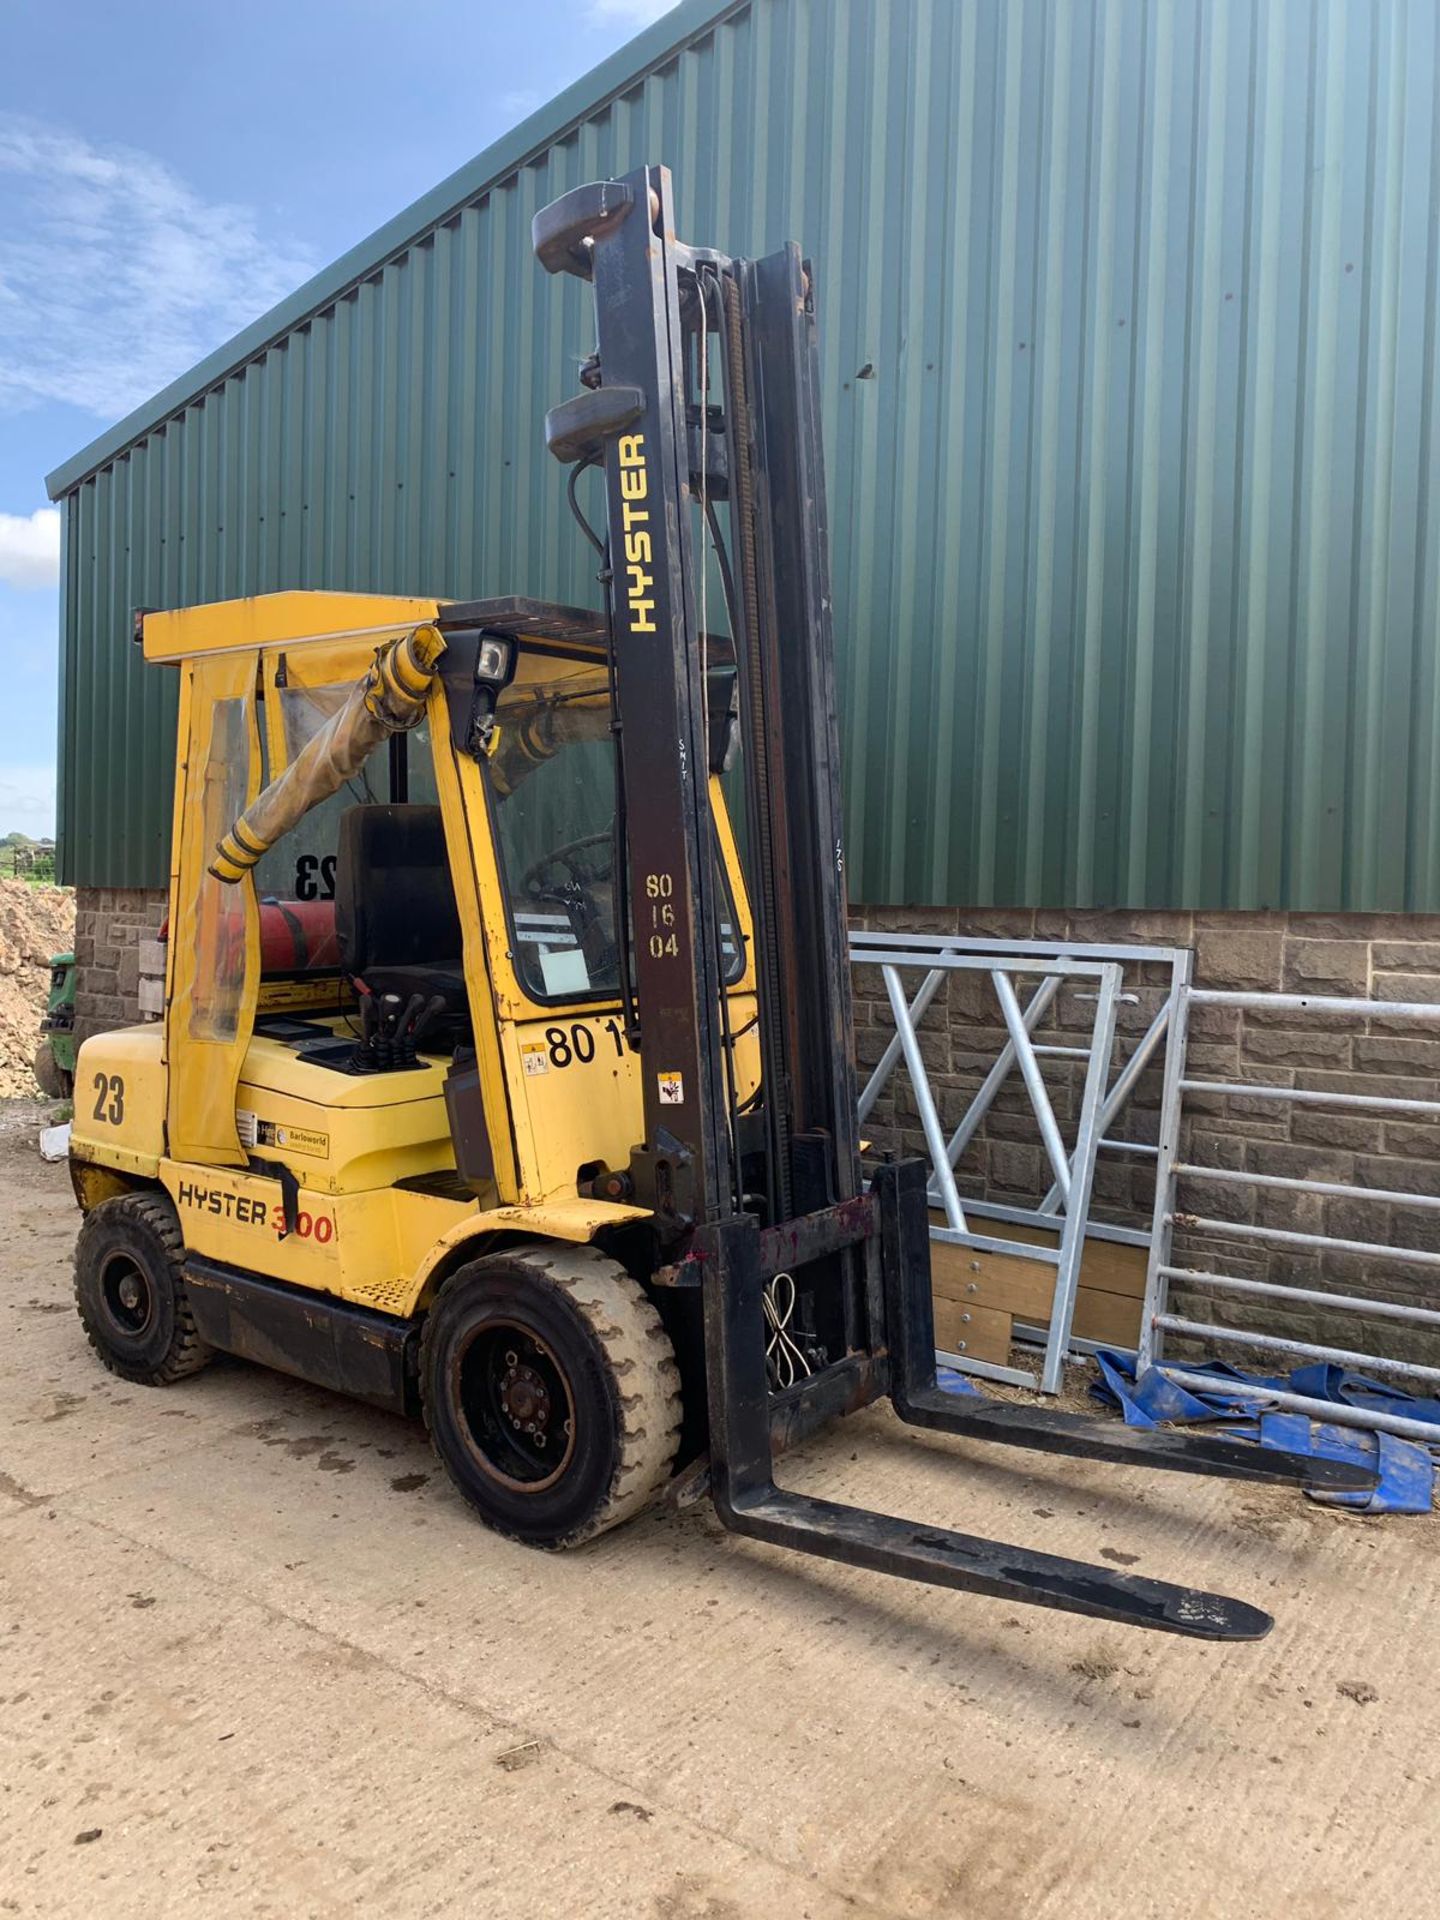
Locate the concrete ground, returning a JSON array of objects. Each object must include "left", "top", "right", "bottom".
[{"left": 1, "top": 1109, "right": 1435, "bottom": 1918}]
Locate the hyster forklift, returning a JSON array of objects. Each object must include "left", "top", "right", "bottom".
[{"left": 68, "top": 166, "right": 1367, "bottom": 1639}]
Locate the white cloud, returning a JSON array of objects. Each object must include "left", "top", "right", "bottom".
[
  {"left": 0, "top": 508, "right": 60, "bottom": 589},
  {"left": 588, "top": 0, "right": 677, "bottom": 25},
  {"left": 0, "top": 115, "right": 316, "bottom": 423},
  {"left": 0, "top": 767, "right": 55, "bottom": 839}
]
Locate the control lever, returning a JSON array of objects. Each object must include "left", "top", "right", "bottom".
[
  {"left": 408, "top": 994, "right": 448, "bottom": 1057},
  {"left": 392, "top": 992, "right": 427, "bottom": 1067},
  {"left": 376, "top": 993, "right": 404, "bottom": 1070}
]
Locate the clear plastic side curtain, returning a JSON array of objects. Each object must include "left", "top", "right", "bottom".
[{"left": 164, "top": 651, "right": 261, "bottom": 1167}]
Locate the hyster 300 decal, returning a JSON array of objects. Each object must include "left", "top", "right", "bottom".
[{"left": 175, "top": 1181, "right": 335, "bottom": 1243}]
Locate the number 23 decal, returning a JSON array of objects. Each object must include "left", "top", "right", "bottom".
[
  {"left": 295, "top": 853, "right": 337, "bottom": 901},
  {"left": 92, "top": 1072, "right": 125, "bottom": 1125}
]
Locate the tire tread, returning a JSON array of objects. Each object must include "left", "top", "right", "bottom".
[
  {"left": 420, "top": 1242, "right": 681, "bottom": 1546},
  {"left": 74, "top": 1192, "right": 213, "bottom": 1387}
]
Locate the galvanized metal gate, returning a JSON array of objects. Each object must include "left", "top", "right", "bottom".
[
  {"left": 1140, "top": 984, "right": 1440, "bottom": 1443},
  {"left": 851, "top": 933, "right": 1191, "bottom": 1392}
]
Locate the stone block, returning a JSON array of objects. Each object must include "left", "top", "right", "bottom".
[
  {"left": 1295, "top": 1066, "right": 1436, "bottom": 1102},
  {"left": 982, "top": 1109, "right": 1048, "bottom": 1144},
  {"left": 1371, "top": 940, "right": 1440, "bottom": 971},
  {"left": 850, "top": 964, "right": 888, "bottom": 1003},
  {"left": 1194, "top": 925, "right": 1284, "bottom": 990},
  {"left": 865, "top": 905, "right": 961, "bottom": 935},
  {"left": 1193, "top": 908, "right": 1288, "bottom": 931},
  {"left": 1252, "top": 1185, "right": 1324, "bottom": 1233},
  {"left": 1292, "top": 1108, "right": 1386, "bottom": 1153},
  {"left": 1174, "top": 1173, "right": 1253, "bottom": 1223},
  {"left": 1186, "top": 1003, "right": 1242, "bottom": 1042},
  {"left": 1380, "top": 1121, "right": 1440, "bottom": 1161},
  {"left": 1203, "top": 1114, "right": 1291, "bottom": 1141},
  {"left": 1090, "top": 1160, "right": 1136, "bottom": 1208},
  {"left": 1116, "top": 993, "right": 1166, "bottom": 1035},
  {"left": 942, "top": 968, "right": 1002, "bottom": 1022},
  {"left": 1386, "top": 1209, "right": 1440, "bottom": 1255},
  {"left": 1183, "top": 1128, "right": 1247, "bottom": 1171},
  {"left": 1240, "top": 1026, "right": 1352, "bottom": 1068},
  {"left": 1281, "top": 938, "right": 1370, "bottom": 995},
  {"left": 953, "top": 908, "right": 1036, "bottom": 940},
  {"left": 1353, "top": 1034, "right": 1440, "bottom": 1077},
  {"left": 1372, "top": 971, "right": 1440, "bottom": 1006},
  {"left": 1353, "top": 1153, "right": 1440, "bottom": 1197},
  {"left": 1058, "top": 907, "right": 1194, "bottom": 947},
  {"left": 1243, "top": 1138, "right": 1353, "bottom": 1183},
  {"left": 853, "top": 1028, "right": 892, "bottom": 1071},
  {"left": 987, "top": 1139, "right": 1044, "bottom": 1193},
  {"left": 1288, "top": 911, "right": 1440, "bottom": 940},
  {"left": 1185, "top": 1040, "right": 1240, "bottom": 1075}
]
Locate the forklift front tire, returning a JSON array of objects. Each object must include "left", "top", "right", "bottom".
[
  {"left": 420, "top": 1244, "right": 681, "bottom": 1548},
  {"left": 73, "top": 1192, "right": 214, "bottom": 1387}
]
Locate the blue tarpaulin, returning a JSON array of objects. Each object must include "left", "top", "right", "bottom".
[{"left": 1089, "top": 1349, "right": 1440, "bottom": 1515}]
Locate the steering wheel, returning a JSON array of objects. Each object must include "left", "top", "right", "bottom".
[{"left": 521, "top": 830, "right": 615, "bottom": 904}]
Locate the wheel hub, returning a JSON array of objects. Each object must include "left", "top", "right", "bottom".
[
  {"left": 455, "top": 1321, "right": 577, "bottom": 1491},
  {"left": 500, "top": 1359, "right": 553, "bottom": 1445},
  {"left": 99, "top": 1252, "right": 154, "bottom": 1338}
]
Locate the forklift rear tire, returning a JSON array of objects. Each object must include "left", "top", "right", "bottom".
[
  {"left": 73, "top": 1192, "right": 215, "bottom": 1387},
  {"left": 420, "top": 1243, "right": 682, "bottom": 1548}
]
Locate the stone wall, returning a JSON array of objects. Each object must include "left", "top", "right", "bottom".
[
  {"left": 851, "top": 905, "right": 1440, "bottom": 1369},
  {"left": 69, "top": 885, "right": 1439, "bottom": 1365},
  {"left": 73, "top": 886, "right": 169, "bottom": 1045}
]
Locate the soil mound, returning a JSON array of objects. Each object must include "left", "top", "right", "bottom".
[{"left": 0, "top": 881, "right": 76, "bottom": 1098}]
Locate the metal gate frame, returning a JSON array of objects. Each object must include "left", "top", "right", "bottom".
[
  {"left": 1140, "top": 985, "right": 1440, "bottom": 1443},
  {"left": 851, "top": 933, "right": 1191, "bottom": 1392}
]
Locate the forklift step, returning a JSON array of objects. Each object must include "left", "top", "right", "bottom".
[
  {"left": 722, "top": 1486, "right": 1272, "bottom": 1640},
  {"left": 898, "top": 1388, "right": 1378, "bottom": 1495}
]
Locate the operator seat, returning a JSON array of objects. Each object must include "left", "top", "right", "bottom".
[{"left": 334, "top": 805, "right": 470, "bottom": 1038}]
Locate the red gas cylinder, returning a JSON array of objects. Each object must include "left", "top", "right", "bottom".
[{"left": 258, "top": 899, "right": 340, "bottom": 972}]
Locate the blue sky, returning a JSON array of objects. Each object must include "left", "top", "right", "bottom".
[{"left": 0, "top": 0, "right": 675, "bottom": 836}]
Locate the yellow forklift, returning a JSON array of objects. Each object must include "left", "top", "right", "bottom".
[{"left": 67, "top": 165, "right": 1367, "bottom": 1635}]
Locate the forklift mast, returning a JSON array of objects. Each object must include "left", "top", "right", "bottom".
[
  {"left": 537, "top": 165, "right": 855, "bottom": 1243},
  {"left": 530, "top": 166, "right": 1379, "bottom": 1639}
]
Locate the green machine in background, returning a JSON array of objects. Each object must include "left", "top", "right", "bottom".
[{"left": 36, "top": 952, "right": 76, "bottom": 1099}]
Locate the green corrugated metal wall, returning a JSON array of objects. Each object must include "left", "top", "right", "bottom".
[{"left": 50, "top": 0, "right": 1440, "bottom": 909}]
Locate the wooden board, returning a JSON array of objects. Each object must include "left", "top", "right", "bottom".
[
  {"left": 928, "top": 1212, "right": 1144, "bottom": 1351},
  {"left": 933, "top": 1296, "right": 1013, "bottom": 1367}
]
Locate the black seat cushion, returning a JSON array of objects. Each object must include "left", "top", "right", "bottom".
[{"left": 334, "top": 806, "right": 469, "bottom": 1029}]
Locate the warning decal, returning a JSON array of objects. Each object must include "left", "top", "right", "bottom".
[{"left": 657, "top": 1071, "right": 684, "bottom": 1105}]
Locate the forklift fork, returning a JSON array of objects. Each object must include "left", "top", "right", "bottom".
[
  {"left": 701, "top": 1163, "right": 1370, "bottom": 1642},
  {"left": 876, "top": 1164, "right": 1372, "bottom": 1498}
]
